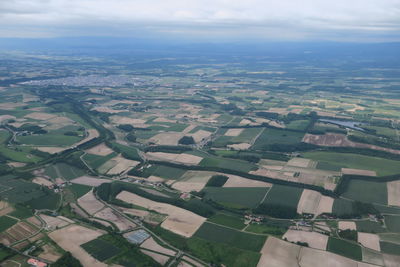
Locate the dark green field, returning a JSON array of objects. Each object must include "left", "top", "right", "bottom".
[
  {"left": 83, "top": 152, "right": 117, "bottom": 169},
  {"left": 385, "top": 216, "right": 400, "bottom": 233},
  {"left": 44, "top": 163, "right": 85, "bottom": 180},
  {"left": 199, "top": 156, "right": 257, "bottom": 173},
  {"left": 327, "top": 237, "right": 362, "bottom": 261},
  {"left": 0, "top": 216, "right": 18, "bottom": 232},
  {"left": 342, "top": 180, "right": 387, "bottom": 205},
  {"left": 332, "top": 199, "right": 354, "bottom": 217},
  {"left": 81, "top": 238, "right": 121, "bottom": 262},
  {"left": 203, "top": 187, "right": 269, "bottom": 209},
  {"left": 142, "top": 164, "right": 186, "bottom": 179},
  {"left": 380, "top": 241, "right": 400, "bottom": 255},
  {"left": 69, "top": 184, "right": 92, "bottom": 198},
  {"left": 194, "top": 222, "right": 266, "bottom": 252},
  {"left": 8, "top": 206, "right": 33, "bottom": 219},
  {"left": 208, "top": 213, "right": 246, "bottom": 230},
  {"left": 355, "top": 220, "right": 386, "bottom": 233},
  {"left": 262, "top": 185, "right": 303, "bottom": 209},
  {"left": 252, "top": 128, "right": 304, "bottom": 150}
]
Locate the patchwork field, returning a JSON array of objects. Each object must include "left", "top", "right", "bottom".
[{"left": 116, "top": 191, "right": 206, "bottom": 237}]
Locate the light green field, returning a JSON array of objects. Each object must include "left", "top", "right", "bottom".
[{"left": 303, "top": 151, "right": 400, "bottom": 176}]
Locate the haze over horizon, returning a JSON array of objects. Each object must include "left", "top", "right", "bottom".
[{"left": 1, "top": 0, "right": 400, "bottom": 42}]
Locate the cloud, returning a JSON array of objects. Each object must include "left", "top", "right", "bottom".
[{"left": 0, "top": 0, "right": 399, "bottom": 41}]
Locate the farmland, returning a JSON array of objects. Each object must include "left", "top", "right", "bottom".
[{"left": 0, "top": 43, "right": 399, "bottom": 266}]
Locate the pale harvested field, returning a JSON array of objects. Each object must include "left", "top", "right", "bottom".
[
  {"left": 118, "top": 207, "right": 149, "bottom": 218},
  {"left": 303, "top": 133, "right": 400, "bottom": 155},
  {"left": 287, "top": 158, "right": 313, "bottom": 168},
  {"left": 7, "top": 161, "right": 26, "bottom": 168},
  {"left": 146, "top": 152, "right": 203, "bottom": 165},
  {"left": 27, "top": 216, "right": 42, "bottom": 227},
  {"left": 116, "top": 191, "right": 206, "bottom": 237},
  {"left": 298, "top": 246, "right": 375, "bottom": 267},
  {"left": 91, "top": 106, "right": 124, "bottom": 114},
  {"left": 223, "top": 174, "right": 272, "bottom": 188},
  {"left": 0, "top": 207, "right": 14, "bottom": 217},
  {"left": 0, "top": 233, "right": 16, "bottom": 246},
  {"left": 71, "top": 176, "right": 111, "bottom": 187},
  {"left": 147, "top": 175, "right": 166, "bottom": 183},
  {"left": 172, "top": 171, "right": 214, "bottom": 192},
  {"left": 94, "top": 207, "right": 136, "bottom": 232},
  {"left": 239, "top": 119, "right": 252, "bottom": 125},
  {"left": 268, "top": 108, "right": 289, "bottom": 115},
  {"left": 258, "top": 237, "right": 300, "bottom": 267},
  {"left": 140, "top": 249, "right": 170, "bottom": 265},
  {"left": 0, "top": 103, "right": 26, "bottom": 110},
  {"left": 110, "top": 116, "right": 146, "bottom": 125},
  {"left": 0, "top": 201, "right": 9, "bottom": 210},
  {"left": 49, "top": 224, "right": 107, "bottom": 267},
  {"left": 182, "top": 124, "right": 196, "bottom": 134},
  {"left": 140, "top": 237, "right": 176, "bottom": 256},
  {"left": 342, "top": 168, "right": 377, "bottom": 177},
  {"left": 227, "top": 143, "right": 251, "bottom": 150},
  {"left": 32, "top": 177, "right": 53, "bottom": 186},
  {"left": 40, "top": 215, "right": 71, "bottom": 229},
  {"left": 36, "top": 146, "right": 66, "bottom": 153},
  {"left": 283, "top": 230, "right": 328, "bottom": 250},
  {"left": 74, "top": 129, "right": 99, "bottom": 147},
  {"left": 149, "top": 132, "right": 183, "bottom": 146},
  {"left": 358, "top": 232, "right": 381, "bottom": 251},
  {"left": 383, "top": 253, "right": 400, "bottom": 267},
  {"left": 85, "top": 143, "right": 114, "bottom": 156},
  {"left": 178, "top": 261, "right": 192, "bottom": 267},
  {"left": 225, "top": 128, "right": 243, "bottom": 136},
  {"left": 77, "top": 190, "right": 105, "bottom": 215},
  {"left": 24, "top": 112, "right": 57, "bottom": 120},
  {"left": 338, "top": 221, "right": 357, "bottom": 230},
  {"left": 154, "top": 117, "right": 176, "bottom": 123},
  {"left": 387, "top": 180, "right": 400, "bottom": 207},
  {"left": 106, "top": 156, "right": 140, "bottom": 175},
  {"left": 190, "top": 130, "right": 212, "bottom": 143},
  {"left": 38, "top": 244, "right": 62, "bottom": 262},
  {"left": 296, "top": 189, "right": 334, "bottom": 215},
  {"left": 0, "top": 115, "right": 16, "bottom": 123}
]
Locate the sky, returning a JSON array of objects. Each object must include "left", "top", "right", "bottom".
[{"left": 0, "top": 0, "right": 400, "bottom": 42}]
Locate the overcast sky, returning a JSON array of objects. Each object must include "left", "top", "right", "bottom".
[{"left": 1, "top": 0, "right": 400, "bottom": 41}]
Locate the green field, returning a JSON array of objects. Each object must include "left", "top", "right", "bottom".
[
  {"left": 83, "top": 152, "right": 117, "bottom": 169},
  {"left": 25, "top": 193, "right": 60, "bottom": 210},
  {"left": 199, "top": 156, "right": 257, "bottom": 173},
  {"left": 110, "top": 142, "right": 142, "bottom": 161},
  {"left": 356, "top": 220, "right": 386, "bottom": 233},
  {"left": 286, "top": 120, "right": 310, "bottom": 131},
  {"left": 203, "top": 187, "right": 269, "bottom": 209},
  {"left": 8, "top": 206, "right": 33, "bottom": 219},
  {"left": 0, "top": 177, "right": 48, "bottom": 204},
  {"left": 342, "top": 180, "right": 387, "bottom": 205},
  {"left": 17, "top": 133, "right": 81, "bottom": 146},
  {"left": 44, "top": 163, "right": 85, "bottom": 180},
  {"left": 0, "top": 216, "right": 18, "bottom": 232},
  {"left": 81, "top": 238, "right": 121, "bottom": 262},
  {"left": 194, "top": 222, "right": 266, "bottom": 252},
  {"left": 303, "top": 152, "right": 400, "bottom": 176},
  {"left": 252, "top": 128, "right": 304, "bottom": 150},
  {"left": 68, "top": 184, "right": 92, "bottom": 198},
  {"left": 142, "top": 164, "right": 186, "bottom": 179},
  {"left": 0, "top": 146, "right": 41, "bottom": 163},
  {"left": 327, "top": 237, "right": 362, "bottom": 261},
  {"left": 332, "top": 199, "right": 354, "bottom": 217},
  {"left": 208, "top": 213, "right": 246, "bottom": 230},
  {"left": 385, "top": 216, "right": 400, "bottom": 233},
  {"left": 262, "top": 185, "right": 303, "bottom": 209},
  {"left": 380, "top": 241, "right": 400, "bottom": 255},
  {"left": 245, "top": 223, "right": 286, "bottom": 236}
]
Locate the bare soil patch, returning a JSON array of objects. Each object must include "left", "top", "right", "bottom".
[
  {"left": 303, "top": 133, "right": 400, "bottom": 155},
  {"left": 106, "top": 156, "right": 140, "bottom": 175},
  {"left": 116, "top": 191, "right": 206, "bottom": 237},
  {"left": 35, "top": 147, "right": 66, "bottom": 154},
  {"left": 387, "top": 180, "right": 400, "bottom": 207},
  {"left": 189, "top": 130, "right": 212, "bottom": 143},
  {"left": 24, "top": 112, "right": 57, "bottom": 120},
  {"left": 258, "top": 237, "right": 300, "bottom": 267},
  {"left": 77, "top": 190, "right": 105, "bottom": 215},
  {"left": 225, "top": 128, "right": 243, "bottom": 136},
  {"left": 40, "top": 215, "right": 71, "bottom": 230},
  {"left": 146, "top": 152, "right": 203, "bottom": 165},
  {"left": 149, "top": 132, "right": 184, "bottom": 146},
  {"left": 85, "top": 143, "right": 114, "bottom": 156},
  {"left": 49, "top": 224, "right": 106, "bottom": 267},
  {"left": 341, "top": 168, "right": 377, "bottom": 176},
  {"left": 140, "top": 237, "right": 176, "bottom": 256},
  {"left": 227, "top": 143, "right": 251, "bottom": 150},
  {"left": 358, "top": 232, "right": 380, "bottom": 251},
  {"left": 338, "top": 221, "right": 357, "bottom": 231},
  {"left": 38, "top": 244, "right": 62, "bottom": 262},
  {"left": 71, "top": 176, "right": 111, "bottom": 187},
  {"left": 283, "top": 230, "right": 328, "bottom": 250},
  {"left": 32, "top": 177, "right": 53, "bottom": 186},
  {"left": 94, "top": 207, "right": 136, "bottom": 232},
  {"left": 223, "top": 174, "right": 272, "bottom": 188}
]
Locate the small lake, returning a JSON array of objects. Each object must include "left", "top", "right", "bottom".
[{"left": 319, "top": 119, "right": 364, "bottom": 131}]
